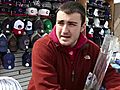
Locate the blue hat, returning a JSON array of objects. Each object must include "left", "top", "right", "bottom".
[
  {"left": 22, "top": 51, "right": 32, "bottom": 67},
  {"left": 2, "top": 52, "right": 15, "bottom": 70},
  {"left": 0, "top": 34, "right": 8, "bottom": 53},
  {"left": 24, "top": 19, "right": 33, "bottom": 36}
]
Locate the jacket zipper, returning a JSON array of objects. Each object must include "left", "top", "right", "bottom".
[{"left": 72, "top": 70, "right": 75, "bottom": 82}]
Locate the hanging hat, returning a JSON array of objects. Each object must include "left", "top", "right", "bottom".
[
  {"left": 8, "top": 33, "right": 18, "bottom": 52},
  {"left": 12, "top": 19, "right": 25, "bottom": 36},
  {"left": 1, "top": 18, "right": 12, "bottom": 35},
  {"left": 25, "top": 19, "right": 33, "bottom": 35},
  {"left": 38, "top": 9, "right": 50, "bottom": 16},
  {"left": 43, "top": 19, "right": 52, "bottom": 34},
  {"left": 41, "top": 1, "right": 52, "bottom": 9},
  {"left": 22, "top": 50, "right": 32, "bottom": 67},
  {"left": 33, "top": 17, "right": 45, "bottom": 35},
  {"left": 26, "top": 7, "right": 38, "bottom": 16},
  {"left": 2, "top": 51, "right": 15, "bottom": 70},
  {"left": 18, "top": 35, "right": 30, "bottom": 50},
  {"left": 31, "top": 31, "right": 41, "bottom": 47}
]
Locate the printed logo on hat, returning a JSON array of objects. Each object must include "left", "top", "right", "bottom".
[
  {"left": 27, "top": 7, "right": 38, "bottom": 16},
  {"left": 38, "top": 9, "right": 50, "bottom": 16},
  {"left": 25, "top": 20, "right": 33, "bottom": 35}
]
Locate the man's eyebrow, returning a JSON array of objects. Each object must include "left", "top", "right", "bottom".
[
  {"left": 67, "top": 21, "right": 78, "bottom": 24},
  {"left": 57, "top": 20, "right": 78, "bottom": 24},
  {"left": 57, "top": 20, "right": 64, "bottom": 23}
]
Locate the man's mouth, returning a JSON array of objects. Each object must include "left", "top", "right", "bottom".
[{"left": 61, "top": 35, "right": 71, "bottom": 38}]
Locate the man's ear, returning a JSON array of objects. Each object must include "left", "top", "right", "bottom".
[{"left": 80, "top": 22, "right": 86, "bottom": 33}]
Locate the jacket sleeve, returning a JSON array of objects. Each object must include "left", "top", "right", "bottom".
[
  {"left": 30, "top": 40, "right": 62, "bottom": 90},
  {"left": 104, "top": 65, "right": 120, "bottom": 90}
]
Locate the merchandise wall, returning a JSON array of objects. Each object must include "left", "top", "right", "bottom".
[{"left": 0, "top": 0, "right": 114, "bottom": 89}]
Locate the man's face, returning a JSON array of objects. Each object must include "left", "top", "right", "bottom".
[{"left": 56, "top": 11, "right": 84, "bottom": 47}]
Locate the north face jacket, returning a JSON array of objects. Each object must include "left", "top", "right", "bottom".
[{"left": 28, "top": 26, "right": 120, "bottom": 90}]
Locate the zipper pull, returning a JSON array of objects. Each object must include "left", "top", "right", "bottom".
[{"left": 72, "top": 70, "right": 75, "bottom": 82}]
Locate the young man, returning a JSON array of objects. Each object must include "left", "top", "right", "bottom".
[{"left": 28, "top": 1, "right": 120, "bottom": 90}]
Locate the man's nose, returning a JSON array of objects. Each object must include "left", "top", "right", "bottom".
[{"left": 61, "top": 24, "right": 69, "bottom": 34}]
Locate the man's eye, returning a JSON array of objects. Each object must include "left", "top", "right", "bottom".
[
  {"left": 68, "top": 23, "right": 76, "bottom": 26},
  {"left": 57, "top": 22, "right": 64, "bottom": 25}
]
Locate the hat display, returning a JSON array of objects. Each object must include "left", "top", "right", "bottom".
[
  {"left": 43, "top": 19, "right": 52, "bottom": 34},
  {"left": 2, "top": 51, "right": 15, "bottom": 70}
]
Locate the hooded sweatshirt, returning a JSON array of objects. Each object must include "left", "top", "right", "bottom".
[{"left": 28, "top": 26, "right": 120, "bottom": 90}]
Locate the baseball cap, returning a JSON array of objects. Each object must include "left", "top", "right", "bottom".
[
  {"left": 31, "top": 31, "right": 41, "bottom": 47},
  {"left": 43, "top": 19, "right": 52, "bottom": 34},
  {"left": 8, "top": 33, "right": 18, "bottom": 52},
  {"left": 12, "top": 19, "right": 25, "bottom": 36},
  {"left": 22, "top": 50, "right": 32, "bottom": 67},
  {"left": 25, "top": 19, "right": 33, "bottom": 36},
  {"left": 18, "top": 35, "right": 30, "bottom": 50},
  {"left": 2, "top": 52, "right": 15, "bottom": 70}
]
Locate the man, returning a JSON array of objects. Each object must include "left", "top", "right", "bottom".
[{"left": 28, "top": 1, "right": 120, "bottom": 90}]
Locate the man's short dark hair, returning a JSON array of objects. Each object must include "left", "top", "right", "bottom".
[{"left": 57, "top": 1, "right": 85, "bottom": 26}]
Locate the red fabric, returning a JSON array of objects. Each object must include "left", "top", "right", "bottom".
[
  {"left": 12, "top": 28, "right": 24, "bottom": 36},
  {"left": 28, "top": 27, "right": 120, "bottom": 90}
]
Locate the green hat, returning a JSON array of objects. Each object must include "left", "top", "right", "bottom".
[{"left": 43, "top": 19, "right": 52, "bottom": 34}]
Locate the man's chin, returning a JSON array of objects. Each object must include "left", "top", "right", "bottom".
[{"left": 60, "top": 41, "right": 71, "bottom": 46}]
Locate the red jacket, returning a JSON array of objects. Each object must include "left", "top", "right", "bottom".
[{"left": 28, "top": 26, "right": 120, "bottom": 90}]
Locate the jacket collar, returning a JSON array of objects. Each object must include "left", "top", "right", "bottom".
[{"left": 49, "top": 25, "right": 88, "bottom": 49}]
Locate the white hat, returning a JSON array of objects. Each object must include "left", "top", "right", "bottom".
[
  {"left": 27, "top": 7, "right": 38, "bottom": 16},
  {"left": 38, "top": 9, "right": 50, "bottom": 16}
]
